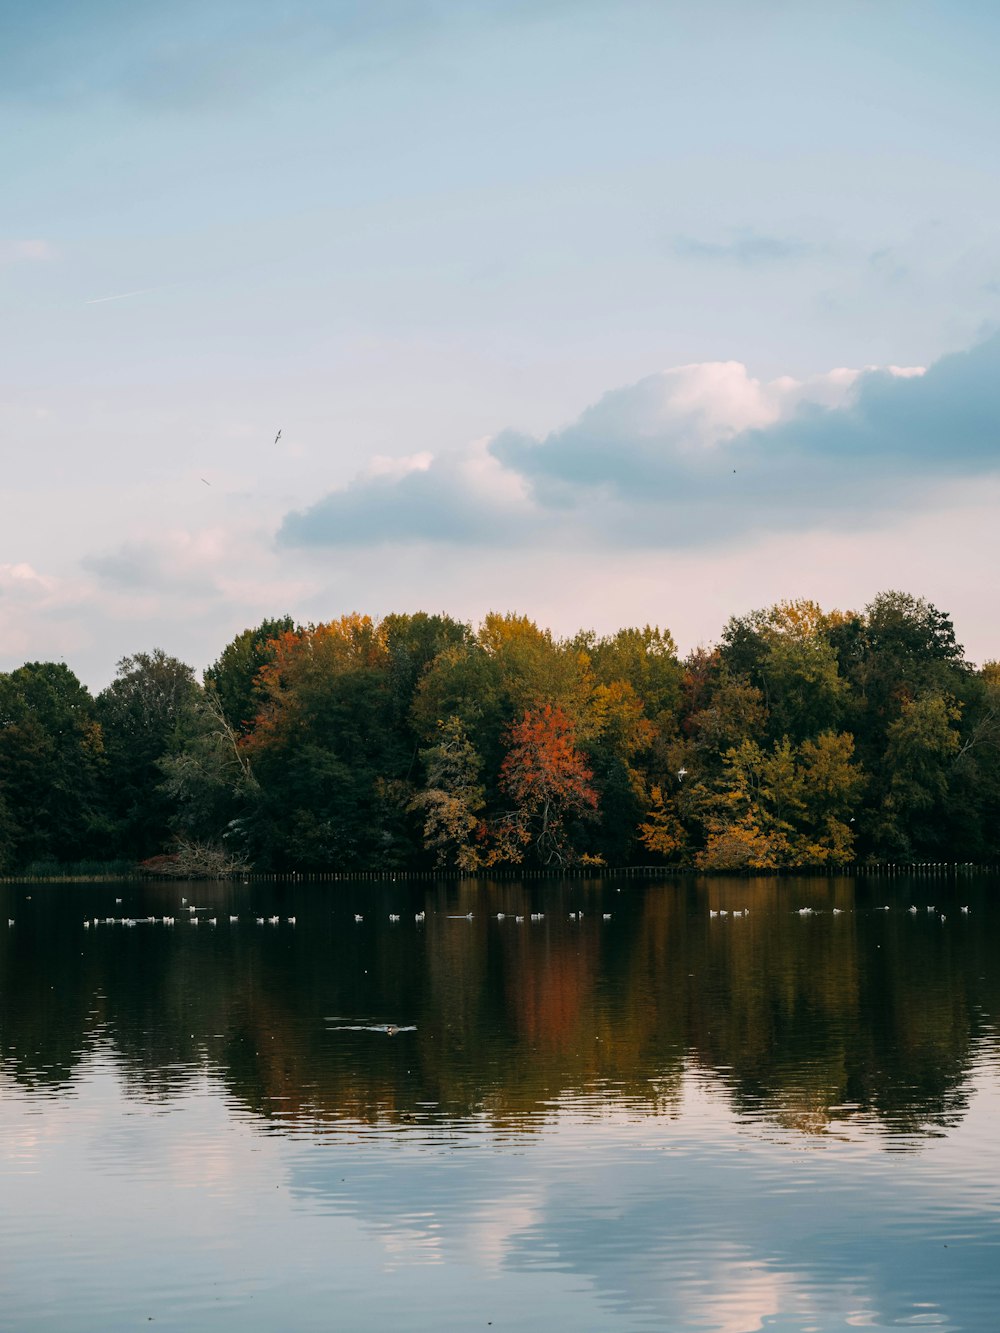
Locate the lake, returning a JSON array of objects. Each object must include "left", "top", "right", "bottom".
[{"left": 1, "top": 872, "right": 998, "bottom": 1331}]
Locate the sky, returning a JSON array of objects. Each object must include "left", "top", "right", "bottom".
[{"left": 3, "top": 0, "right": 1000, "bottom": 688}]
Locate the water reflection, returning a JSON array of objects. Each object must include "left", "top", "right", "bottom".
[
  {"left": 1, "top": 875, "right": 996, "bottom": 1142},
  {"left": 3, "top": 877, "right": 1000, "bottom": 1331}
]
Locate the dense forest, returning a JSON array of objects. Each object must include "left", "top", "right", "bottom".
[{"left": 1, "top": 591, "right": 998, "bottom": 875}]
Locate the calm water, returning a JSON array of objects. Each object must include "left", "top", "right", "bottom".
[{"left": 1, "top": 874, "right": 998, "bottom": 1332}]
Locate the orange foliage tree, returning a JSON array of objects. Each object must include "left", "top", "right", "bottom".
[{"left": 491, "top": 704, "right": 599, "bottom": 866}]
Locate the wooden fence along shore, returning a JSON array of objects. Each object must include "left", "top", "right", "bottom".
[{"left": 0, "top": 862, "right": 996, "bottom": 885}]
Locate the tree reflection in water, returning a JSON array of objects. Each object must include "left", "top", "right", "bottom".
[{"left": 1, "top": 874, "right": 995, "bottom": 1143}]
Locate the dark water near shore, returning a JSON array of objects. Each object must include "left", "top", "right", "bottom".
[{"left": 1, "top": 873, "right": 998, "bottom": 1331}]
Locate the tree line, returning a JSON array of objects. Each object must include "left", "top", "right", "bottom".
[{"left": 1, "top": 591, "right": 998, "bottom": 875}]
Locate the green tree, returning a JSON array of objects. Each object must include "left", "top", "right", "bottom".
[
  {"left": 157, "top": 682, "right": 260, "bottom": 859},
  {"left": 720, "top": 600, "right": 847, "bottom": 744},
  {"left": 874, "top": 694, "right": 962, "bottom": 857},
  {"left": 96, "top": 650, "right": 201, "bottom": 859},
  {"left": 0, "top": 662, "right": 108, "bottom": 867}
]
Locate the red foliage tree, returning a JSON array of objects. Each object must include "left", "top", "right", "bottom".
[{"left": 494, "top": 704, "right": 599, "bottom": 865}]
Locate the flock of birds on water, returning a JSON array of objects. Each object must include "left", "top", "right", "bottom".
[
  {"left": 2, "top": 895, "right": 975, "bottom": 931},
  {"left": 0, "top": 898, "right": 624, "bottom": 929},
  {"left": 710, "top": 904, "right": 970, "bottom": 922},
  {"left": 67, "top": 905, "right": 617, "bottom": 928}
]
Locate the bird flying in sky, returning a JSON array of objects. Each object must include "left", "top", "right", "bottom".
[{"left": 274, "top": 429, "right": 282, "bottom": 445}]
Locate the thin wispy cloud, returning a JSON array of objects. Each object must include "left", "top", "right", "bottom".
[
  {"left": 673, "top": 228, "right": 816, "bottom": 265},
  {"left": 84, "top": 287, "right": 155, "bottom": 305}
]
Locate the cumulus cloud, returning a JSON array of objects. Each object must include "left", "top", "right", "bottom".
[
  {"left": 279, "top": 438, "right": 534, "bottom": 547},
  {"left": 0, "top": 562, "right": 58, "bottom": 595},
  {"left": 280, "top": 335, "right": 1000, "bottom": 552},
  {"left": 490, "top": 359, "right": 865, "bottom": 510}
]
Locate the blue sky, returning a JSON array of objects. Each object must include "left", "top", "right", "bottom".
[{"left": 3, "top": 1, "right": 1000, "bottom": 684}]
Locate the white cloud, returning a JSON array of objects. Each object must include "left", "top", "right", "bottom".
[
  {"left": 0, "top": 562, "right": 58, "bottom": 595},
  {"left": 0, "top": 340, "right": 995, "bottom": 689},
  {"left": 362, "top": 451, "right": 434, "bottom": 481},
  {"left": 280, "top": 336, "right": 982, "bottom": 552}
]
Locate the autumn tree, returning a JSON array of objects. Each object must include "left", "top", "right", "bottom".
[
  {"left": 638, "top": 784, "right": 687, "bottom": 861},
  {"left": 204, "top": 615, "right": 298, "bottom": 735},
  {"left": 492, "top": 704, "right": 599, "bottom": 866},
  {"left": 697, "top": 731, "right": 862, "bottom": 870},
  {"left": 409, "top": 716, "right": 485, "bottom": 870},
  {"left": 576, "top": 624, "right": 683, "bottom": 724},
  {"left": 412, "top": 612, "right": 589, "bottom": 795},
  {"left": 582, "top": 679, "right": 656, "bottom": 863},
  {"left": 242, "top": 616, "right": 416, "bottom": 868}
]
